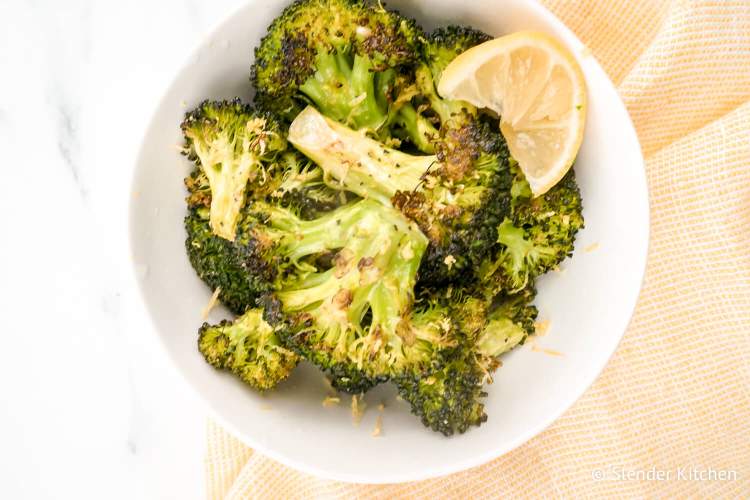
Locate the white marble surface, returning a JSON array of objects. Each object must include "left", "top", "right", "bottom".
[{"left": 0, "top": 1, "right": 251, "bottom": 498}]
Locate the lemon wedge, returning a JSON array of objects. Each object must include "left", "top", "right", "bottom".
[{"left": 438, "top": 31, "right": 586, "bottom": 196}]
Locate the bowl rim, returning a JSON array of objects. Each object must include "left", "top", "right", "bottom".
[{"left": 128, "top": 0, "right": 650, "bottom": 484}]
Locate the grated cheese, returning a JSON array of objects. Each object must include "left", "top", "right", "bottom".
[
  {"left": 531, "top": 343, "right": 564, "bottom": 357},
  {"left": 322, "top": 396, "right": 341, "bottom": 407},
  {"left": 349, "top": 93, "right": 367, "bottom": 108},
  {"left": 201, "top": 287, "right": 222, "bottom": 320},
  {"left": 534, "top": 320, "right": 551, "bottom": 337},
  {"left": 400, "top": 240, "right": 414, "bottom": 260},
  {"left": 351, "top": 394, "right": 366, "bottom": 425},
  {"left": 585, "top": 242, "right": 600, "bottom": 253},
  {"left": 355, "top": 25, "right": 372, "bottom": 38},
  {"left": 371, "top": 415, "right": 383, "bottom": 437}
]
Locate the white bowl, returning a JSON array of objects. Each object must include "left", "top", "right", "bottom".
[{"left": 129, "top": 0, "right": 649, "bottom": 484}]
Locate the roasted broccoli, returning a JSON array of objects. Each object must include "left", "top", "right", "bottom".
[
  {"left": 388, "top": 26, "right": 492, "bottom": 152},
  {"left": 414, "top": 26, "right": 492, "bottom": 127},
  {"left": 181, "top": 1, "right": 587, "bottom": 436},
  {"left": 189, "top": 188, "right": 455, "bottom": 392},
  {"left": 252, "top": 0, "right": 433, "bottom": 140},
  {"left": 185, "top": 206, "right": 275, "bottom": 314},
  {"left": 478, "top": 167, "right": 584, "bottom": 294},
  {"left": 184, "top": 158, "right": 346, "bottom": 315},
  {"left": 396, "top": 348, "right": 488, "bottom": 435},
  {"left": 289, "top": 105, "right": 513, "bottom": 285},
  {"left": 199, "top": 308, "right": 299, "bottom": 390},
  {"left": 182, "top": 98, "right": 354, "bottom": 313},
  {"left": 396, "top": 288, "right": 537, "bottom": 435},
  {"left": 254, "top": 200, "right": 456, "bottom": 392},
  {"left": 181, "top": 99, "right": 288, "bottom": 240}
]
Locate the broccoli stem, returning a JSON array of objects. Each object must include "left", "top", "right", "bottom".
[
  {"left": 496, "top": 218, "right": 557, "bottom": 292},
  {"left": 198, "top": 308, "right": 298, "bottom": 390},
  {"left": 270, "top": 198, "right": 448, "bottom": 379},
  {"left": 299, "top": 52, "right": 389, "bottom": 132},
  {"left": 256, "top": 200, "right": 374, "bottom": 261},
  {"left": 476, "top": 317, "right": 527, "bottom": 357},
  {"left": 277, "top": 203, "right": 426, "bottom": 325},
  {"left": 374, "top": 69, "right": 396, "bottom": 113},
  {"left": 394, "top": 104, "right": 438, "bottom": 153},
  {"left": 289, "top": 106, "right": 436, "bottom": 204},
  {"left": 414, "top": 64, "right": 475, "bottom": 126}
]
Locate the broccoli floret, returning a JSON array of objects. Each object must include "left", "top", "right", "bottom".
[
  {"left": 253, "top": 0, "right": 417, "bottom": 129},
  {"left": 477, "top": 287, "right": 538, "bottom": 357},
  {"left": 412, "top": 26, "right": 492, "bottom": 127},
  {"left": 396, "top": 288, "right": 537, "bottom": 435},
  {"left": 396, "top": 348, "right": 488, "bottom": 436},
  {"left": 185, "top": 207, "right": 275, "bottom": 315},
  {"left": 181, "top": 99, "right": 287, "bottom": 240},
  {"left": 425, "top": 26, "right": 493, "bottom": 86},
  {"left": 270, "top": 152, "right": 350, "bottom": 219},
  {"left": 399, "top": 119, "right": 514, "bottom": 285},
  {"left": 479, "top": 168, "right": 584, "bottom": 293},
  {"left": 187, "top": 194, "right": 454, "bottom": 392},
  {"left": 389, "top": 25, "right": 492, "bottom": 150},
  {"left": 184, "top": 167, "right": 346, "bottom": 316},
  {"left": 261, "top": 200, "right": 456, "bottom": 391},
  {"left": 289, "top": 106, "right": 513, "bottom": 285},
  {"left": 252, "top": 0, "right": 440, "bottom": 153},
  {"left": 288, "top": 106, "right": 435, "bottom": 204},
  {"left": 199, "top": 308, "right": 299, "bottom": 390}
]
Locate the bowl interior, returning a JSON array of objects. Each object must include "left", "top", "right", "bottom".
[{"left": 130, "top": 0, "right": 648, "bottom": 483}]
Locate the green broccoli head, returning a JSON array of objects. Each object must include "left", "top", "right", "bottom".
[
  {"left": 185, "top": 194, "right": 453, "bottom": 392},
  {"left": 391, "top": 25, "right": 492, "bottom": 149},
  {"left": 396, "top": 286, "right": 538, "bottom": 436},
  {"left": 188, "top": 189, "right": 455, "bottom": 391},
  {"left": 185, "top": 207, "right": 275, "bottom": 315},
  {"left": 397, "top": 119, "right": 514, "bottom": 285},
  {"left": 181, "top": 99, "right": 287, "bottom": 240},
  {"left": 198, "top": 308, "right": 299, "bottom": 390},
  {"left": 479, "top": 168, "right": 584, "bottom": 293},
  {"left": 477, "top": 287, "right": 538, "bottom": 357},
  {"left": 396, "top": 347, "right": 488, "bottom": 436},
  {"left": 252, "top": 0, "right": 423, "bottom": 133},
  {"left": 183, "top": 166, "right": 342, "bottom": 316},
  {"left": 252, "top": 199, "right": 456, "bottom": 391},
  {"left": 424, "top": 26, "right": 493, "bottom": 85},
  {"left": 269, "top": 152, "right": 350, "bottom": 219}
]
